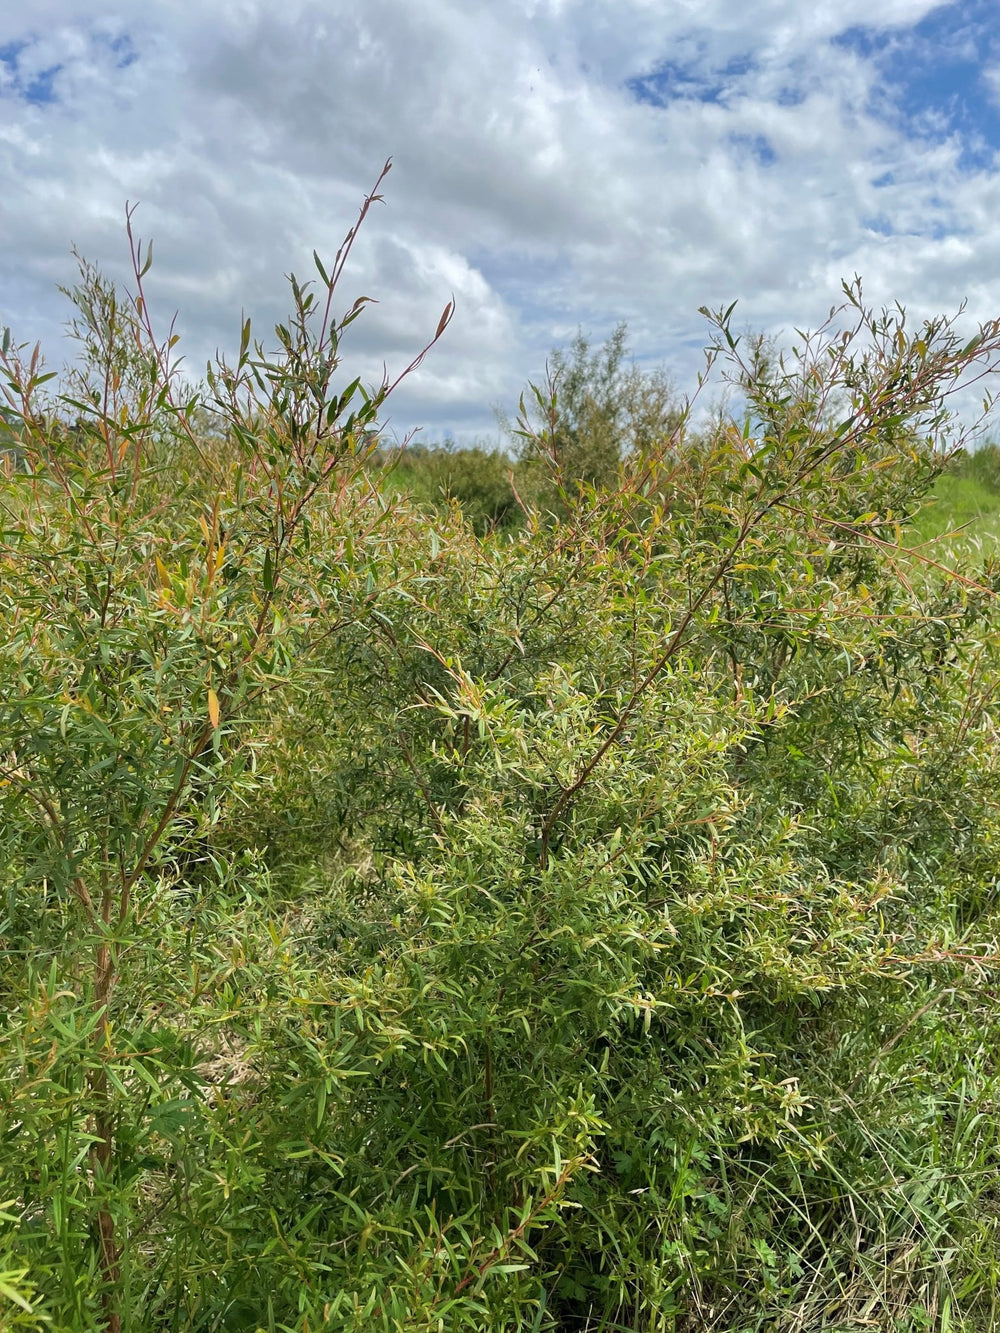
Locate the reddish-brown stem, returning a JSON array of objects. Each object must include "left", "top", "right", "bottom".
[
  {"left": 450, "top": 1162, "right": 577, "bottom": 1299},
  {"left": 539, "top": 515, "right": 752, "bottom": 864}
]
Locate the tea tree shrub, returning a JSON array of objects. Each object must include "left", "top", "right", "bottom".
[
  {"left": 2, "top": 178, "right": 1000, "bottom": 1333},
  {"left": 0, "top": 166, "right": 455, "bottom": 1332},
  {"left": 234, "top": 293, "right": 1000, "bottom": 1330}
]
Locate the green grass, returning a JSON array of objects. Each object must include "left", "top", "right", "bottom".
[{"left": 907, "top": 474, "right": 1000, "bottom": 567}]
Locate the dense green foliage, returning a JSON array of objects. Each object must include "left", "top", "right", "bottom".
[{"left": 4, "top": 180, "right": 1000, "bottom": 1332}]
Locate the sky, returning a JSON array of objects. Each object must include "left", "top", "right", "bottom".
[{"left": 1, "top": 0, "right": 999, "bottom": 444}]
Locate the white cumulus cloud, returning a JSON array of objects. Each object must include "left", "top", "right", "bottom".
[{"left": 0, "top": 0, "right": 998, "bottom": 440}]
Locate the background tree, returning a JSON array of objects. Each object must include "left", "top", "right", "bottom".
[{"left": 512, "top": 322, "right": 682, "bottom": 496}]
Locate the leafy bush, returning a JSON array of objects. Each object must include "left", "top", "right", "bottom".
[{"left": 2, "top": 174, "right": 1000, "bottom": 1333}]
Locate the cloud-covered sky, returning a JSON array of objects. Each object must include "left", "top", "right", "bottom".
[{"left": 1, "top": 0, "right": 999, "bottom": 442}]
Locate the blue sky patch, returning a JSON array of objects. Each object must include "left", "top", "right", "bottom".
[
  {"left": 0, "top": 29, "right": 137, "bottom": 107},
  {"left": 0, "top": 39, "right": 62, "bottom": 106},
  {"left": 730, "top": 133, "right": 776, "bottom": 166},
  {"left": 861, "top": 215, "right": 894, "bottom": 237},
  {"left": 24, "top": 65, "right": 62, "bottom": 105},
  {"left": 627, "top": 54, "right": 756, "bottom": 108},
  {"left": 105, "top": 32, "right": 138, "bottom": 70},
  {"left": 0, "top": 40, "right": 28, "bottom": 72},
  {"left": 775, "top": 85, "right": 806, "bottom": 108},
  {"left": 835, "top": 1, "right": 1000, "bottom": 170}
]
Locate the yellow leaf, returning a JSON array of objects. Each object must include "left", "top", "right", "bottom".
[
  {"left": 208, "top": 689, "right": 220, "bottom": 729},
  {"left": 155, "top": 556, "right": 170, "bottom": 588}
]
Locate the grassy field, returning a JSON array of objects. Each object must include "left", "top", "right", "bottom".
[{"left": 908, "top": 470, "right": 1000, "bottom": 565}]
